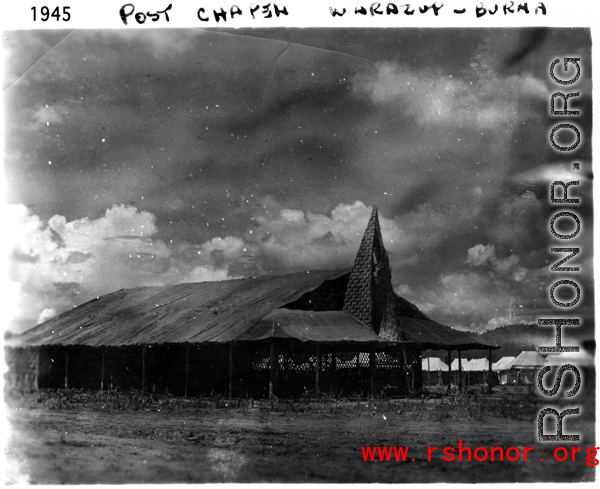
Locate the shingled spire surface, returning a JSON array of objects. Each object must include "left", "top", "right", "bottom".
[{"left": 343, "top": 206, "right": 398, "bottom": 337}]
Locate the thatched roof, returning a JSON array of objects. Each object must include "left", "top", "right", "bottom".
[
  {"left": 15, "top": 269, "right": 350, "bottom": 347},
  {"left": 13, "top": 269, "right": 497, "bottom": 350}
]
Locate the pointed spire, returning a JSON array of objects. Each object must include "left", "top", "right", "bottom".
[{"left": 343, "top": 206, "right": 398, "bottom": 337}]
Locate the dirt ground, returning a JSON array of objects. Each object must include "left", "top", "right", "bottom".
[{"left": 4, "top": 392, "right": 596, "bottom": 484}]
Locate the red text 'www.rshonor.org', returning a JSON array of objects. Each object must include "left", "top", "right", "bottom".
[{"left": 361, "top": 442, "right": 600, "bottom": 465}]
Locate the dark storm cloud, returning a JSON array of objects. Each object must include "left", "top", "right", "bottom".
[
  {"left": 5, "top": 29, "right": 370, "bottom": 235},
  {"left": 502, "top": 28, "right": 549, "bottom": 69},
  {"left": 5, "top": 28, "right": 593, "bottom": 334}
]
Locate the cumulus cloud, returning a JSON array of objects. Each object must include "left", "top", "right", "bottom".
[
  {"left": 395, "top": 284, "right": 413, "bottom": 297},
  {"left": 466, "top": 243, "right": 497, "bottom": 266},
  {"left": 465, "top": 243, "right": 523, "bottom": 279},
  {"left": 7, "top": 204, "right": 248, "bottom": 333},
  {"left": 406, "top": 240, "right": 556, "bottom": 331},
  {"left": 28, "top": 103, "right": 71, "bottom": 130},
  {"left": 37, "top": 308, "right": 57, "bottom": 325},
  {"left": 414, "top": 270, "right": 515, "bottom": 330},
  {"left": 249, "top": 200, "right": 408, "bottom": 271},
  {"left": 201, "top": 236, "right": 247, "bottom": 262},
  {"left": 512, "top": 163, "right": 588, "bottom": 185},
  {"left": 248, "top": 199, "right": 476, "bottom": 273},
  {"left": 181, "top": 265, "right": 233, "bottom": 284},
  {"left": 353, "top": 54, "right": 548, "bottom": 129},
  {"left": 485, "top": 315, "right": 536, "bottom": 331}
]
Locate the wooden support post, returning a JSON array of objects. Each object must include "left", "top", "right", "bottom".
[
  {"left": 332, "top": 348, "right": 338, "bottom": 390},
  {"left": 64, "top": 350, "right": 69, "bottom": 390},
  {"left": 447, "top": 350, "right": 452, "bottom": 390},
  {"left": 488, "top": 348, "right": 493, "bottom": 394},
  {"left": 269, "top": 342, "right": 278, "bottom": 399},
  {"left": 229, "top": 344, "right": 234, "bottom": 400},
  {"left": 109, "top": 350, "right": 113, "bottom": 390},
  {"left": 369, "top": 345, "right": 376, "bottom": 397},
  {"left": 426, "top": 356, "right": 432, "bottom": 385},
  {"left": 415, "top": 353, "right": 423, "bottom": 393},
  {"left": 401, "top": 345, "right": 412, "bottom": 395},
  {"left": 34, "top": 348, "right": 40, "bottom": 391},
  {"left": 141, "top": 346, "right": 146, "bottom": 393},
  {"left": 410, "top": 356, "right": 415, "bottom": 393},
  {"left": 315, "top": 345, "right": 321, "bottom": 395},
  {"left": 184, "top": 344, "right": 189, "bottom": 398},
  {"left": 100, "top": 350, "right": 105, "bottom": 392},
  {"left": 457, "top": 350, "right": 462, "bottom": 391}
]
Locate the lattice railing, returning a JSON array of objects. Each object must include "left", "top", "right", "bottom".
[{"left": 251, "top": 350, "right": 415, "bottom": 372}]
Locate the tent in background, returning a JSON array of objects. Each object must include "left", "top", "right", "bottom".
[
  {"left": 493, "top": 356, "right": 516, "bottom": 385},
  {"left": 422, "top": 357, "right": 449, "bottom": 371},
  {"left": 451, "top": 357, "right": 469, "bottom": 371},
  {"left": 448, "top": 357, "right": 469, "bottom": 386},
  {"left": 421, "top": 357, "right": 449, "bottom": 386},
  {"left": 463, "top": 358, "right": 490, "bottom": 385},
  {"left": 509, "top": 351, "right": 547, "bottom": 385},
  {"left": 464, "top": 358, "right": 490, "bottom": 370}
]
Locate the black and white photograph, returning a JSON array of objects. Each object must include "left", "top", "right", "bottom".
[{"left": 2, "top": 2, "right": 596, "bottom": 483}]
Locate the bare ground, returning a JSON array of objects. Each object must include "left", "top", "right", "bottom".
[{"left": 4, "top": 391, "right": 596, "bottom": 484}]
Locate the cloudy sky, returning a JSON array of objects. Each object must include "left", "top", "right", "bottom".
[{"left": 3, "top": 28, "right": 593, "bottom": 334}]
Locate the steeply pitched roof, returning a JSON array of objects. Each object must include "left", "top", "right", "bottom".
[
  {"left": 15, "top": 269, "right": 350, "bottom": 347},
  {"left": 343, "top": 206, "right": 396, "bottom": 336}
]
